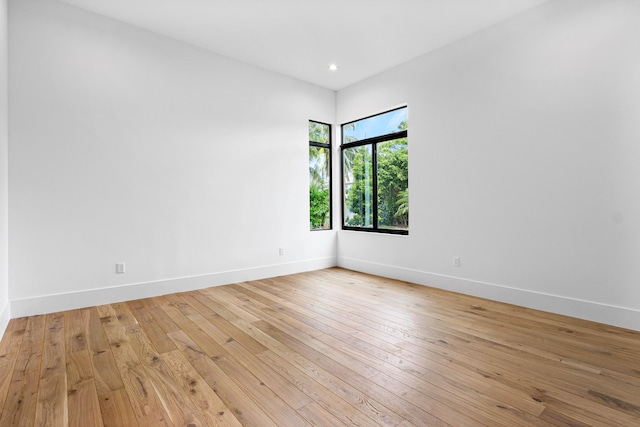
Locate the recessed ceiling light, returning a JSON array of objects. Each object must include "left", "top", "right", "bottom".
[{"left": 328, "top": 64, "right": 339, "bottom": 71}]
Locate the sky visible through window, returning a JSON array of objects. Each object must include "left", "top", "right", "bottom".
[{"left": 343, "top": 108, "right": 407, "bottom": 142}]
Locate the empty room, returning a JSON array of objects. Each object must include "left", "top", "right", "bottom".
[{"left": 0, "top": 0, "right": 639, "bottom": 425}]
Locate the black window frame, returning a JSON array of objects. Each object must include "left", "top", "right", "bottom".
[
  {"left": 309, "top": 120, "right": 332, "bottom": 231},
  {"left": 341, "top": 106, "right": 408, "bottom": 235}
]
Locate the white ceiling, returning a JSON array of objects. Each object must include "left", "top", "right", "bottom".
[{"left": 57, "top": 0, "right": 551, "bottom": 91}]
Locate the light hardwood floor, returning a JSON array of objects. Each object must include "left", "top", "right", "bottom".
[{"left": 0, "top": 267, "right": 638, "bottom": 426}]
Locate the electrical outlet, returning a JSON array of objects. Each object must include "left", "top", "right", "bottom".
[
  {"left": 453, "top": 257, "right": 460, "bottom": 267},
  {"left": 116, "top": 262, "right": 125, "bottom": 274},
  {"left": 279, "top": 247, "right": 285, "bottom": 256}
]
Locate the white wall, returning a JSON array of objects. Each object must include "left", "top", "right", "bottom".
[
  {"left": 0, "top": 0, "right": 9, "bottom": 334},
  {"left": 7, "top": 0, "right": 640, "bottom": 331},
  {"left": 8, "top": 0, "right": 336, "bottom": 315},
  {"left": 337, "top": 0, "right": 640, "bottom": 330}
]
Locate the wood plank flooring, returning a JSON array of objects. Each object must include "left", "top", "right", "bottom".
[{"left": 0, "top": 267, "right": 639, "bottom": 426}]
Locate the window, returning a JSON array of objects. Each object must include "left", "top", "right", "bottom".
[
  {"left": 309, "top": 121, "right": 331, "bottom": 230},
  {"left": 342, "top": 107, "right": 408, "bottom": 234}
]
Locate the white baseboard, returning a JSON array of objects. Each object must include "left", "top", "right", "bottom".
[
  {"left": 11, "top": 255, "right": 640, "bottom": 332},
  {"left": 0, "top": 301, "right": 9, "bottom": 337},
  {"left": 10, "top": 257, "right": 337, "bottom": 318},
  {"left": 338, "top": 257, "right": 640, "bottom": 332}
]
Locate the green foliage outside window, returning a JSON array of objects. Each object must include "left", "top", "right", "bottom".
[
  {"left": 310, "top": 184, "right": 330, "bottom": 229},
  {"left": 377, "top": 135, "right": 408, "bottom": 228},
  {"left": 344, "top": 145, "right": 373, "bottom": 227}
]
